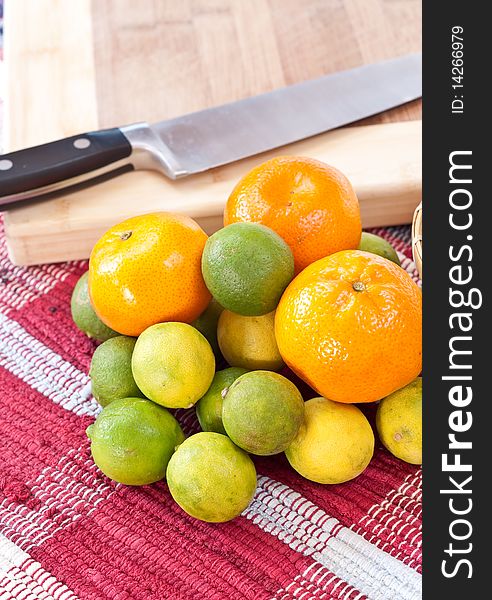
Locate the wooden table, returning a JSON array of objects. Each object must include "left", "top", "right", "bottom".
[
  {"left": 2, "top": 0, "right": 421, "bottom": 265},
  {"left": 5, "top": 0, "right": 421, "bottom": 147}
]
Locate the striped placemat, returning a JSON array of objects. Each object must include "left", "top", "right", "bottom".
[{"left": 0, "top": 218, "right": 421, "bottom": 600}]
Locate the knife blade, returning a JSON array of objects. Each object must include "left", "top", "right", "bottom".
[{"left": 0, "top": 53, "right": 421, "bottom": 210}]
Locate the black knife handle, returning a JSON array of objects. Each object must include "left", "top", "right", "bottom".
[{"left": 0, "top": 128, "right": 133, "bottom": 198}]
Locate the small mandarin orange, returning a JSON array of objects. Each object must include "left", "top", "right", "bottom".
[
  {"left": 89, "top": 212, "right": 211, "bottom": 336},
  {"left": 275, "top": 250, "right": 422, "bottom": 404},
  {"left": 224, "top": 156, "right": 361, "bottom": 273}
]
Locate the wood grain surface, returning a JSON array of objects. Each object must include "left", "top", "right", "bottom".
[
  {"left": 94, "top": 0, "right": 421, "bottom": 127},
  {"left": 90, "top": 0, "right": 421, "bottom": 128},
  {"left": 3, "top": 0, "right": 97, "bottom": 150},
  {"left": 5, "top": 0, "right": 421, "bottom": 149},
  {"left": 3, "top": 0, "right": 421, "bottom": 265}
]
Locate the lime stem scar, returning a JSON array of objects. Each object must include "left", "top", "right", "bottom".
[{"left": 352, "top": 281, "right": 365, "bottom": 292}]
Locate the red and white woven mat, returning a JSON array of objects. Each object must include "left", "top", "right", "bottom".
[{"left": 0, "top": 219, "right": 422, "bottom": 600}]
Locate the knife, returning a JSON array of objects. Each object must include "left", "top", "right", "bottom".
[{"left": 0, "top": 53, "right": 421, "bottom": 210}]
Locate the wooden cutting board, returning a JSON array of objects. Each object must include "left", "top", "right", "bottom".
[{"left": 2, "top": 0, "right": 421, "bottom": 266}]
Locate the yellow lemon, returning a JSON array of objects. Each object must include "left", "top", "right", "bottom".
[
  {"left": 376, "top": 377, "right": 422, "bottom": 465},
  {"left": 285, "top": 397, "right": 374, "bottom": 484},
  {"left": 132, "top": 322, "right": 215, "bottom": 409},
  {"left": 217, "top": 310, "right": 284, "bottom": 371}
]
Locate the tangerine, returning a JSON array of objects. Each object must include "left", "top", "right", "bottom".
[
  {"left": 275, "top": 250, "right": 422, "bottom": 403},
  {"left": 89, "top": 212, "right": 211, "bottom": 336},
  {"left": 224, "top": 156, "right": 361, "bottom": 272}
]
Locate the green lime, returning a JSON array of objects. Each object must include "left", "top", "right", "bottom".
[
  {"left": 166, "top": 432, "right": 257, "bottom": 522},
  {"left": 217, "top": 310, "right": 284, "bottom": 371},
  {"left": 86, "top": 397, "right": 184, "bottom": 485},
  {"left": 89, "top": 336, "right": 145, "bottom": 407},
  {"left": 132, "top": 322, "right": 215, "bottom": 409},
  {"left": 191, "top": 298, "right": 223, "bottom": 357},
  {"left": 358, "top": 232, "right": 401, "bottom": 265},
  {"left": 222, "top": 371, "right": 304, "bottom": 455},
  {"left": 196, "top": 367, "right": 249, "bottom": 434},
  {"left": 376, "top": 377, "right": 422, "bottom": 465},
  {"left": 201, "top": 222, "right": 294, "bottom": 316},
  {"left": 285, "top": 397, "right": 374, "bottom": 484},
  {"left": 71, "top": 272, "right": 119, "bottom": 341}
]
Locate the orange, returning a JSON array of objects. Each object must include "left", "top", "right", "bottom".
[
  {"left": 275, "top": 250, "right": 422, "bottom": 404},
  {"left": 89, "top": 212, "right": 211, "bottom": 336},
  {"left": 224, "top": 156, "right": 361, "bottom": 273}
]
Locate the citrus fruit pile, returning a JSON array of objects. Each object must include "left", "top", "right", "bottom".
[{"left": 72, "top": 156, "right": 422, "bottom": 523}]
